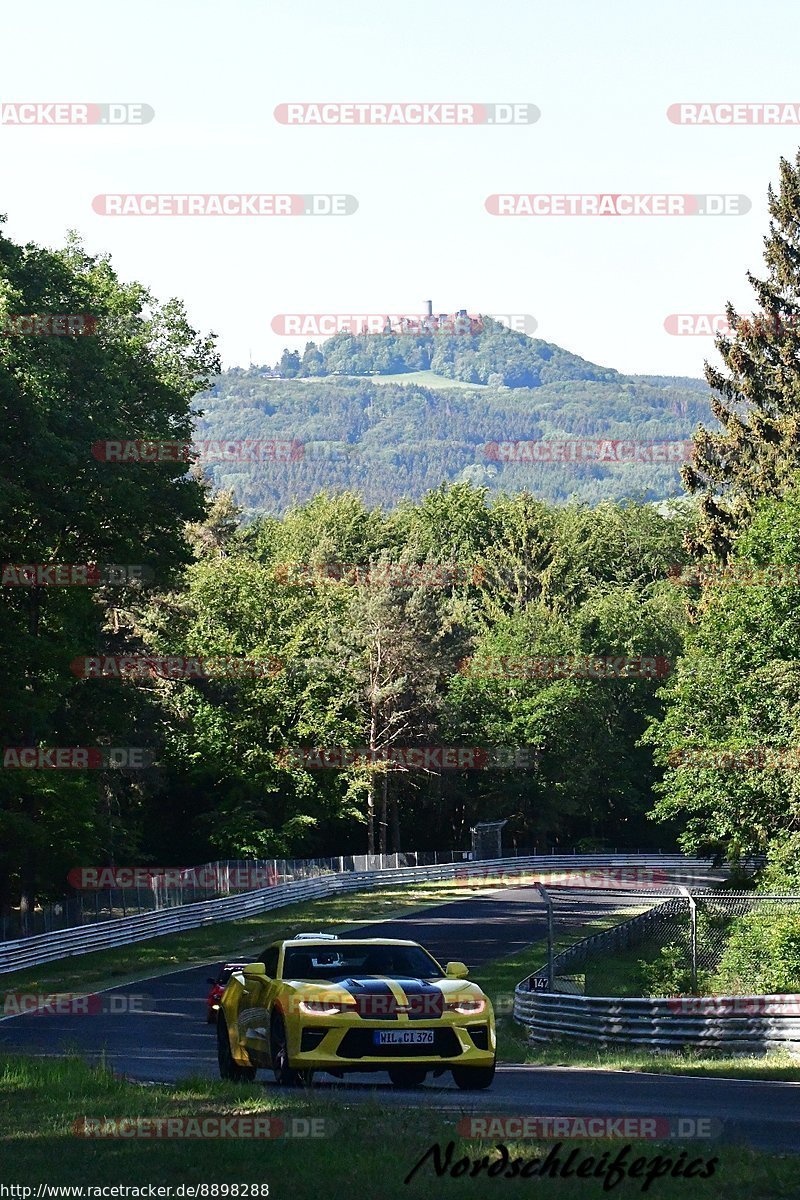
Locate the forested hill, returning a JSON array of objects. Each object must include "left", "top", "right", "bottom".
[
  {"left": 272, "top": 318, "right": 622, "bottom": 387},
  {"left": 194, "top": 322, "right": 713, "bottom": 515}
]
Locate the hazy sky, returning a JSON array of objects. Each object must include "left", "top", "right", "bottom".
[{"left": 3, "top": 0, "right": 800, "bottom": 377}]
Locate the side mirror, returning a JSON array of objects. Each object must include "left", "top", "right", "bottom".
[
  {"left": 242, "top": 962, "right": 266, "bottom": 977},
  {"left": 445, "top": 961, "right": 469, "bottom": 979}
]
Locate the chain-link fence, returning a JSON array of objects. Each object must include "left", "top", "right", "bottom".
[
  {"left": 535, "top": 888, "right": 800, "bottom": 997},
  {"left": 3, "top": 847, "right": 541, "bottom": 941},
  {"left": 1, "top": 844, "right": 676, "bottom": 942}
]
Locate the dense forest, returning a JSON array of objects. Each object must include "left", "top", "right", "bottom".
[
  {"left": 196, "top": 368, "right": 712, "bottom": 515},
  {"left": 271, "top": 319, "right": 624, "bottom": 387},
  {"left": 5, "top": 152, "right": 800, "bottom": 930}
]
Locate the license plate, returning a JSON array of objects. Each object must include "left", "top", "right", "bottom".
[{"left": 374, "top": 1029, "right": 434, "bottom": 1046}]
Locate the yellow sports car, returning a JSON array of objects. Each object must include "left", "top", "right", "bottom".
[{"left": 216, "top": 933, "right": 496, "bottom": 1089}]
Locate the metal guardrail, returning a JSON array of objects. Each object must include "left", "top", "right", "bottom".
[
  {"left": 5, "top": 845, "right": 686, "bottom": 941},
  {"left": 513, "top": 990, "right": 800, "bottom": 1053},
  {"left": 0, "top": 853, "right": 707, "bottom": 975},
  {"left": 513, "top": 890, "right": 800, "bottom": 1053}
]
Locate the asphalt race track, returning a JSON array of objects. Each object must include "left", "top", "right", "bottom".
[{"left": 2, "top": 879, "right": 798, "bottom": 1154}]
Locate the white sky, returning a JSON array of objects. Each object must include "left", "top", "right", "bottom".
[{"left": 2, "top": 0, "right": 800, "bottom": 377}]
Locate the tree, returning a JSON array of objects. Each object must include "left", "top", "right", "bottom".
[
  {"left": 278, "top": 349, "right": 301, "bottom": 377},
  {"left": 0, "top": 221, "right": 219, "bottom": 914},
  {"left": 644, "top": 486, "right": 800, "bottom": 859},
  {"left": 684, "top": 152, "right": 800, "bottom": 560},
  {"left": 332, "top": 578, "right": 468, "bottom": 852},
  {"left": 300, "top": 341, "right": 326, "bottom": 377}
]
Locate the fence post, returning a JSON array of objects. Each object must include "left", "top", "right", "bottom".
[
  {"left": 678, "top": 886, "right": 698, "bottom": 992},
  {"left": 534, "top": 882, "right": 555, "bottom": 990}
]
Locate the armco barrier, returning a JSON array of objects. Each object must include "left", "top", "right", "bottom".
[
  {"left": 0, "top": 854, "right": 709, "bottom": 975},
  {"left": 513, "top": 891, "right": 800, "bottom": 1055},
  {"left": 513, "top": 990, "right": 800, "bottom": 1054}
]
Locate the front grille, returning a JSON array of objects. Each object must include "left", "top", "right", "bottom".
[
  {"left": 348, "top": 988, "right": 444, "bottom": 1021},
  {"left": 354, "top": 995, "right": 397, "bottom": 1020},
  {"left": 466, "top": 1023, "right": 489, "bottom": 1050},
  {"left": 300, "top": 1027, "right": 330, "bottom": 1052},
  {"left": 337, "top": 1028, "right": 462, "bottom": 1059}
]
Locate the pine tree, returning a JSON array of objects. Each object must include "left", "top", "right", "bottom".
[{"left": 684, "top": 152, "right": 800, "bottom": 560}]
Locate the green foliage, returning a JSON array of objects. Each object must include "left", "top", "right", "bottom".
[
  {"left": 644, "top": 485, "right": 800, "bottom": 859},
  {"left": 132, "top": 489, "right": 691, "bottom": 862},
  {"left": 195, "top": 366, "right": 711, "bottom": 516},
  {"left": 685, "top": 151, "right": 800, "bottom": 559},
  {"left": 637, "top": 942, "right": 695, "bottom": 997},
  {"left": 287, "top": 319, "right": 622, "bottom": 389},
  {"left": 712, "top": 909, "right": 800, "bottom": 994},
  {"left": 0, "top": 221, "right": 219, "bottom": 909}
]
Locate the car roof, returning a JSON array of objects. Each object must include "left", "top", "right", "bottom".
[{"left": 279, "top": 937, "right": 422, "bottom": 948}]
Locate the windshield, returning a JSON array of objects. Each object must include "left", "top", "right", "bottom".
[{"left": 281, "top": 942, "right": 443, "bottom": 981}]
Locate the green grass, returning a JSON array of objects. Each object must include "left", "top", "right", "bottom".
[
  {"left": 7, "top": 881, "right": 799, "bottom": 1089},
  {"left": 0, "top": 878, "right": 496, "bottom": 1000},
  {"left": 516, "top": 1039, "right": 800, "bottom": 1082},
  {"left": 582, "top": 941, "right": 654, "bottom": 997},
  {"left": 469, "top": 906, "right": 648, "bottom": 1061},
  {"left": 467, "top": 917, "right": 800, "bottom": 1083},
  {"left": 288, "top": 370, "right": 489, "bottom": 390},
  {"left": 1, "top": 1056, "right": 799, "bottom": 1197}
]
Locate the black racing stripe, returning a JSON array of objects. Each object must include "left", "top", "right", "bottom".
[
  {"left": 338, "top": 977, "right": 444, "bottom": 1019},
  {"left": 339, "top": 977, "right": 397, "bottom": 1019},
  {"left": 394, "top": 978, "right": 445, "bottom": 1019}
]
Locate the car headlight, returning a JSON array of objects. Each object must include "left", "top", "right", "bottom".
[
  {"left": 298, "top": 1000, "right": 351, "bottom": 1016},
  {"left": 445, "top": 998, "right": 487, "bottom": 1015}
]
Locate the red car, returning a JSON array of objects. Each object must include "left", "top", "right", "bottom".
[{"left": 206, "top": 963, "right": 247, "bottom": 1023}]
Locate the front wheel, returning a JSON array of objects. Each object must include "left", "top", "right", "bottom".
[
  {"left": 451, "top": 1060, "right": 496, "bottom": 1090},
  {"left": 217, "top": 1015, "right": 256, "bottom": 1082},
  {"left": 388, "top": 1066, "right": 427, "bottom": 1087},
  {"left": 271, "top": 1015, "right": 312, "bottom": 1086}
]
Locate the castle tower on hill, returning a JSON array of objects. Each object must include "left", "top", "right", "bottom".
[{"left": 379, "top": 303, "right": 477, "bottom": 336}]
